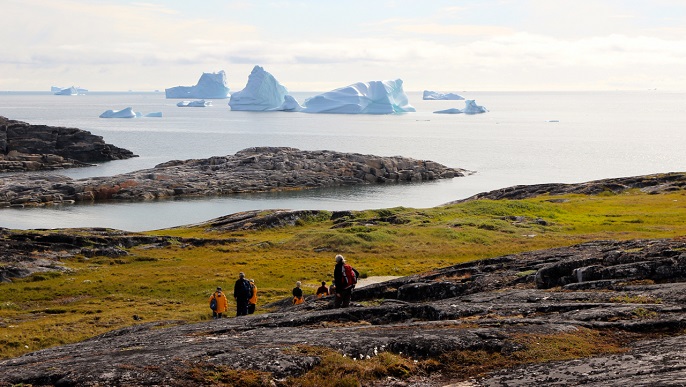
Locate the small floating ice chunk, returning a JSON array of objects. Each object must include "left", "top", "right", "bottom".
[
  {"left": 433, "top": 108, "right": 463, "bottom": 114},
  {"left": 99, "top": 108, "right": 160, "bottom": 118},
  {"left": 177, "top": 100, "right": 211, "bottom": 107},
  {"left": 99, "top": 107, "right": 137, "bottom": 118},
  {"left": 462, "top": 100, "right": 488, "bottom": 114}
]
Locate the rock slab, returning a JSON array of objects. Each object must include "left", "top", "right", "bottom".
[
  {"left": 0, "top": 147, "right": 469, "bottom": 207},
  {"left": 0, "top": 116, "right": 136, "bottom": 172}
]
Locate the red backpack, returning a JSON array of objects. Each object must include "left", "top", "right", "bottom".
[{"left": 341, "top": 264, "right": 358, "bottom": 289}]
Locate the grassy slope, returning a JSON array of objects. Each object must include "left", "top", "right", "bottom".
[{"left": 1, "top": 189, "right": 686, "bottom": 360}]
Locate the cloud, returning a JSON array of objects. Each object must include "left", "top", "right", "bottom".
[
  {"left": 395, "top": 23, "right": 516, "bottom": 37},
  {"left": 2, "top": 0, "right": 686, "bottom": 91},
  {"left": 0, "top": 0, "right": 257, "bottom": 67}
]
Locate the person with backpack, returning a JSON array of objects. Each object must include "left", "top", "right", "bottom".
[
  {"left": 209, "top": 287, "right": 228, "bottom": 319},
  {"left": 248, "top": 279, "right": 257, "bottom": 314},
  {"left": 333, "top": 254, "right": 359, "bottom": 308},
  {"left": 316, "top": 281, "right": 329, "bottom": 298},
  {"left": 233, "top": 272, "right": 252, "bottom": 316},
  {"left": 292, "top": 281, "right": 305, "bottom": 305}
]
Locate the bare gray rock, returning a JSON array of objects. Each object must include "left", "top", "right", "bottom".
[
  {"left": 0, "top": 116, "right": 136, "bottom": 172},
  {"left": 0, "top": 147, "right": 470, "bottom": 207}
]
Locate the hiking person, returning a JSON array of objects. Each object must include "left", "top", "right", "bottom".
[
  {"left": 316, "top": 281, "right": 329, "bottom": 298},
  {"left": 333, "top": 254, "right": 359, "bottom": 308},
  {"left": 209, "top": 287, "right": 228, "bottom": 319},
  {"left": 328, "top": 281, "right": 336, "bottom": 295},
  {"left": 233, "top": 272, "right": 251, "bottom": 316},
  {"left": 248, "top": 279, "right": 257, "bottom": 314},
  {"left": 292, "top": 281, "right": 305, "bottom": 305}
]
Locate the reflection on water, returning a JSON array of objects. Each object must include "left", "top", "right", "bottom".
[{"left": 1, "top": 180, "right": 478, "bottom": 231}]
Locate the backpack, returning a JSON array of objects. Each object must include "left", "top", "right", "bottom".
[
  {"left": 239, "top": 279, "right": 252, "bottom": 299},
  {"left": 210, "top": 296, "right": 217, "bottom": 311},
  {"left": 341, "top": 264, "right": 358, "bottom": 288}
]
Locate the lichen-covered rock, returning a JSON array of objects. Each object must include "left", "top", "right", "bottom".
[
  {"left": 449, "top": 172, "right": 686, "bottom": 203},
  {"left": 3, "top": 236, "right": 686, "bottom": 385}
]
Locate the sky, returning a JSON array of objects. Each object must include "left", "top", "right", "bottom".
[{"left": 2, "top": 0, "right": 686, "bottom": 92}]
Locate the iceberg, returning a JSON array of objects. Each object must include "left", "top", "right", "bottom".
[
  {"left": 54, "top": 87, "right": 77, "bottom": 96},
  {"left": 165, "top": 71, "right": 230, "bottom": 99},
  {"left": 52, "top": 86, "right": 88, "bottom": 95},
  {"left": 229, "top": 65, "right": 290, "bottom": 111},
  {"left": 99, "top": 107, "right": 137, "bottom": 118},
  {"left": 177, "top": 100, "right": 211, "bottom": 107},
  {"left": 99, "top": 108, "right": 162, "bottom": 118},
  {"left": 433, "top": 108, "right": 463, "bottom": 114},
  {"left": 462, "top": 100, "right": 488, "bottom": 114},
  {"left": 433, "top": 100, "right": 488, "bottom": 115},
  {"left": 269, "top": 95, "right": 303, "bottom": 112},
  {"left": 302, "top": 79, "right": 415, "bottom": 114},
  {"left": 423, "top": 90, "right": 464, "bottom": 100}
]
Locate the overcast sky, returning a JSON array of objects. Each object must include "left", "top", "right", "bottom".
[{"left": 2, "top": 0, "right": 686, "bottom": 92}]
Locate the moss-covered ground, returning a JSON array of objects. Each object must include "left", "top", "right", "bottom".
[{"left": 1, "top": 189, "right": 685, "bottom": 364}]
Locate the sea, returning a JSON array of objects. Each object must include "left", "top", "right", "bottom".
[{"left": 0, "top": 90, "right": 685, "bottom": 231}]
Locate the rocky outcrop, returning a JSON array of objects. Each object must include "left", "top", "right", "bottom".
[
  {"left": 449, "top": 172, "right": 686, "bottom": 203},
  {"left": 2, "top": 237, "right": 686, "bottom": 385},
  {"left": 0, "top": 147, "right": 470, "bottom": 208},
  {"left": 0, "top": 228, "right": 240, "bottom": 283},
  {"left": 0, "top": 116, "right": 136, "bottom": 172}
]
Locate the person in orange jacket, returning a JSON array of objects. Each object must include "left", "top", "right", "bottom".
[
  {"left": 316, "top": 281, "right": 329, "bottom": 298},
  {"left": 248, "top": 279, "right": 257, "bottom": 314},
  {"left": 209, "top": 287, "right": 228, "bottom": 319},
  {"left": 292, "top": 281, "right": 305, "bottom": 305}
]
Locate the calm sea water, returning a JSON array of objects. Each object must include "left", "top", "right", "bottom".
[{"left": 1, "top": 90, "right": 685, "bottom": 231}]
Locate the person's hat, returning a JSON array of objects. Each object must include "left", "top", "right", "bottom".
[{"left": 239, "top": 272, "right": 245, "bottom": 278}]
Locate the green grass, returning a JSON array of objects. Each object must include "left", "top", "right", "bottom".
[{"left": 1, "top": 190, "right": 686, "bottom": 359}]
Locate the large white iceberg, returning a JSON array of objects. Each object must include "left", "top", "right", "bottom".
[
  {"left": 302, "top": 79, "right": 415, "bottom": 114},
  {"left": 165, "top": 71, "right": 230, "bottom": 99},
  {"left": 177, "top": 100, "right": 211, "bottom": 107},
  {"left": 99, "top": 108, "right": 162, "bottom": 118},
  {"left": 228, "top": 65, "right": 290, "bottom": 111},
  {"left": 423, "top": 90, "right": 464, "bottom": 100}
]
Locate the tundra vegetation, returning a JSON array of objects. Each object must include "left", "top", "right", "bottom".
[{"left": 1, "top": 188, "right": 686, "bottom": 384}]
